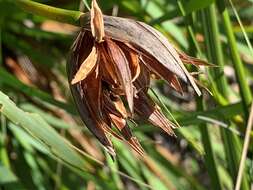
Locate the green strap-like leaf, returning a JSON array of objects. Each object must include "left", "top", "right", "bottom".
[{"left": 0, "top": 91, "right": 94, "bottom": 173}]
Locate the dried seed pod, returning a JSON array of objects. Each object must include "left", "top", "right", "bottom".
[{"left": 68, "top": 2, "right": 209, "bottom": 155}]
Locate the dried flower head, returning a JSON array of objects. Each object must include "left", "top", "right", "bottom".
[{"left": 67, "top": 0, "right": 208, "bottom": 156}]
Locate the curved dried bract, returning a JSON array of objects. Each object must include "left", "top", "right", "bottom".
[
  {"left": 71, "top": 46, "right": 98, "bottom": 85},
  {"left": 119, "top": 42, "right": 141, "bottom": 82},
  {"left": 104, "top": 16, "right": 187, "bottom": 82},
  {"left": 135, "top": 22, "right": 200, "bottom": 95},
  {"left": 97, "top": 45, "right": 120, "bottom": 90},
  {"left": 106, "top": 39, "right": 134, "bottom": 113},
  {"left": 134, "top": 62, "right": 150, "bottom": 93},
  {"left": 81, "top": 67, "right": 102, "bottom": 120},
  {"left": 133, "top": 66, "right": 176, "bottom": 136},
  {"left": 178, "top": 51, "right": 212, "bottom": 67},
  {"left": 81, "top": 66, "right": 123, "bottom": 154},
  {"left": 140, "top": 56, "right": 183, "bottom": 93},
  {"left": 134, "top": 90, "right": 176, "bottom": 136},
  {"left": 103, "top": 94, "right": 144, "bottom": 155}
]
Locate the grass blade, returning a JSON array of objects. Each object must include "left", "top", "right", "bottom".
[
  {"left": 201, "top": 4, "right": 250, "bottom": 189},
  {"left": 218, "top": 1, "right": 252, "bottom": 116},
  {"left": 0, "top": 91, "right": 94, "bottom": 173}
]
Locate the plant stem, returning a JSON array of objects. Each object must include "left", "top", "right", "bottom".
[
  {"left": 218, "top": 1, "right": 252, "bottom": 116},
  {"left": 201, "top": 4, "right": 249, "bottom": 190},
  {"left": 204, "top": 6, "right": 229, "bottom": 96},
  {"left": 197, "top": 98, "right": 223, "bottom": 190},
  {"left": 177, "top": 2, "right": 223, "bottom": 189},
  {"left": 15, "top": 0, "right": 84, "bottom": 26},
  {"left": 177, "top": 0, "right": 203, "bottom": 56},
  {"left": 192, "top": 20, "right": 223, "bottom": 190}
]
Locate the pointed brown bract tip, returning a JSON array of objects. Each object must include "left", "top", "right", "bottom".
[
  {"left": 178, "top": 51, "right": 214, "bottom": 67},
  {"left": 91, "top": 0, "right": 105, "bottom": 43},
  {"left": 133, "top": 75, "right": 177, "bottom": 137}
]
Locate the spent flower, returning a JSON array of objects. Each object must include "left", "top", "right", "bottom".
[{"left": 67, "top": 0, "right": 209, "bottom": 156}]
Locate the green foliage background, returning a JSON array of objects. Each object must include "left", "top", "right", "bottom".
[{"left": 0, "top": 0, "right": 253, "bottom": 189}]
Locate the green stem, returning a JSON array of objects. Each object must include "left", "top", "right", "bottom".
[
  {"left": 15, "top": 0, "right": 84, "bottom": 26},
  {"left": 201, "top": 4, "right": 249, "bottom": 190},
  {"left": 190, "top": 12, "right": 223, "bottom": 190},
  {"left": 204, "top": 5, "right": 229, "bottom": 96},
  {"left": 197, "top": 98, "right": 223, "bottom": 190},
  {"left": 177, "top": 1, "right": 223, "bottom": 189},
  {"left": 177, "top": 0, "right": 203, "bottom": 56},
  {"left": 217, "top": 2, "right": 251, "bottom": 189},
  {"left": 219, "top": 2, "right": 252, "bottom": 116},
  {"left": 0, "top": 114, "right": 10, "bottom": 168}
]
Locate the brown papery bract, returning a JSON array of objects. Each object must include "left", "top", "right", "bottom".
[
  {"left": 90, "top": 0, "right": 104, "bottom": 43},
  {"left": 67, "top": 0, "right": 209, "bottom": 156}
]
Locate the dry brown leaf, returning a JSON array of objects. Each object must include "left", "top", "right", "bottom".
[
  {"left": 5, "top": 57, "right": 32, "bottom": 85},
  {"left": 69, "top": 78, "right": 113, "bottom": 152},
  {"left": 142, "top": 156, "right": 176, "bottom": 190},
  {"left": 135, "top": 22, "right": 201, "bottom": 96},
  {"left": 81, "top": 66, "right": 102, "bottom": 116},
  {"left": 41, "top": 20, "right": 78, "bottom": 34},
  {"left": 103, "top": 91, "right": 144, "bottom": 155}
]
